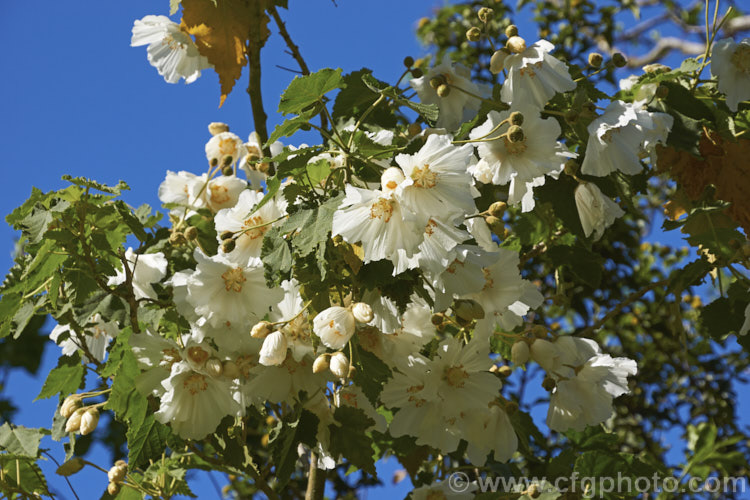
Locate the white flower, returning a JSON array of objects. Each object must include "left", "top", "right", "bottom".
[
  {"left": 130, "top": 331, "right": 183, "bottom": 397},
  {"left": 206, "top": 132, "right": 244, "bottom": 168},
  {"left": 186, "top": 174, "right": 248, "bottom": 213},
  {"left": 332, "top": 185, "right": 422, "bottom": 265},
  {"left": 547, "top": 354, "right": 637, "bottom": 432},
  {"left": 49, "top": 314, "right": 118, "bottom": 363},
  {"left": 580, "top": 100, "right": 673, "bottom": 176},
  {"left": 269, "top": 279, "right": 314, "bottom": 361},
  {"left": 711, "top": 38, "right": 750, "bottom": 111},
  {"left": 432, "top": 245, "right": 497, "bottom": 311},
  {"left": 131, "top": 15, "right": 211, "bottom": 84},
  {"left": 500, "top": 39, "right": 576, "bottom": 109},
  {"left": 574, "top": 182, "right": 625, "bottom": 240},
  {"left": 468, "top": 248, "right": 544, "bottom": 331},
  {"left": 259, "top": 330, "right": 289, "bottom": 367},
  {"left": 411, "top": 480, "right": 478, "bottom": 500},
  {"left": 469, "top": 108, "right": 573, "bottom": 212},
  {"left": 312, "top": 306, "right": 356, "bottom": 350},
  {"left": 240, "top": 132, "right": 284, "bottom": 189},
  {"left": 158, "top": 170, "right": 198, "bottom": 217},
  {"left": 244, "top": 355, "right": 328, "bottom": 406},
  {"left": 410, "top": 56, "right": 488, "bottom": 130},
  {"left": 394, "top": 134, "right": 477, "bottom": 222},
  {"left": 186, "top": 249, "right": 282, "bottom": 329},
  {"left": 214, "top": 189, "right": 285, "bottom": 266},
  {"left": 155, "top": 362, "right": 240, "bottom": 440},
  {"left": 392, "top": 216, "right": 471, "bottom": 276},
  {"left": 107, "top": 248, "right": 167, "bottom": 300},
  {"left": 462, "top": 404, "right": 518, "bottom": 464},
  {"left": 334, "top": 385, "right": 387, "bottom": 433}
]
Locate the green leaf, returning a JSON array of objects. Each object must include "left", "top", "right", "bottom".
[
  {"left": 574, "top": 451, "right": 655, "bottom": 499},
  {"left": 278, "top": 68, "right": 345, "bottom": 115},
  {"left": 352, "top": 346, "right": 392, "bottom": 405},
  {"left": 333, "top": 69, "right": 397, "bottom": 127},
  {"left": 35, "top": 353, "right": 86, "bottom": 401},
  {"left": 0, "top": 455, "right": 49, "bottom": 496},
  {"left": 0, "top": 423, "right": 46, "bottom": 457},
  {"left": 546, "top": 245, "right": 604, "bottom": 288},
  {"left": 327, "top": 406, "right": 376, "bottom": 476},
  {"left": 62, "top": 175, "right": 129, "bottom": 195},
  {"left": 270, "top": 409, "right": 319, "bottom": 487},
  {"left": 104, "top": 350, "right": 148, "bottom": 431},
  {"left": 361, "top": 73, "right": 439, "bottom": 122},
  {"left": 290, "top": 193, "right": 345, "bottom": 257},
  {"left": 268, "top": 104, "right": 322, "bottom": 143},
  {"left": 261, "top": 225, "right": 293, "bottom": 283},
  {"left": 127, "top": 414, "right": 173, "bottom": 468}
]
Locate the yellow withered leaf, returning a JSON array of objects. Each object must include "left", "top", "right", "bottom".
[{"left": 181, "top": 0, "right": 271, "bottom": 105}]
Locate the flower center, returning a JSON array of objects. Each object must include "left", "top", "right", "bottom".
[
  {"left": 187, "top": 346, "right": 209, "bottom": 365},
  {"left": 600, "top": 128, "right": 620, "bottom": 144},
  {"left": 503, "top": 136, "right": 527, "bottom": 156},
  {"left": 160, "top": 348, "right": 182, "bottom": 369},
  {"left": 411, "top": 164, "right": 438, "bottom": 188},
  {"left": 162, "top": 34, "right": 185, "bottom": 51},
  {"left": 481, "top": 268, "right": 494, "bottom": 291},
  {"left": 183, "top": 373, "right": 208, "bottom": 395},
  {"left": 221, "top": 267, "right": 246, "bottom": 292},
  {"left": 369, "top": 198, "right": 394, "bottom": 222},
  {"left": 732, "top": 45, "right": 750, "bottom": 75},
  {"left": 424, "top": 219, "right": 438, "bottom": 236},
  {"left": 243, "top": 215, "right": 268, "bottom": 239},
  {"left": 425, "top": 491, "right": 448, "bottom": 500},
  {"left": 443, "top": 365, "right": 469, "bottom": 388},
  {"left": 219, "top": 138, "right": 237, "bottom": 156},
  {"left": 235, "top": 355, "right": 256, "bottom": 379},
  {"left": 209, "top": 183, "right": 231, "bottom": 205}
]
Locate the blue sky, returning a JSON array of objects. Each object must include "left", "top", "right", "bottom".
[{"left": 1, "top": 0, "right": 749, "bottom": 499}]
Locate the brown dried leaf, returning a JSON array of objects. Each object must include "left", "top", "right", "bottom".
[
  {"left": 181, "top": 0, "right": 270, "bottom": 105},
  {"left": 657, "top": 132, "right": 750, "bottom": 233}
]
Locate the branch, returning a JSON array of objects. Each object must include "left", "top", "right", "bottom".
[
  {"left": 580, "top": 278, "right": 670, "bottom": 336},
  {"left": 268, "top": 5, "right": 309, "bottom": 75},
  {"left": 247, "top": 2, "right": 269, "bottom": 151},
  {"left": 305, "top": 452, "right": 326, "bottom": 500},
  {"left": 625, "top": 37, "right": 705, "bottom": 67}
]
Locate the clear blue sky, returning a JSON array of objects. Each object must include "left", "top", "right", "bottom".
[{"left": 1, "top": 1, "right": 748, "bottom": 499}]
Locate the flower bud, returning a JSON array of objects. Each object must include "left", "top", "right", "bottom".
[
  {"left": 381, "top": 167, "right": 405, "bottom": 193},
  {"left": 563, "top": 159, "right": 578, "bottom": 176},
  {"left": 430, "top": 313, "right": 444, "bottom": 326},
  {"left": 184, "top": 226, "right": 198, "bottom": 241},
  {"left": 429, "top": 76, "right": 445, "bottom": 89},
  {"left": 313, "top": 307, "right": 356, "bottom": 350},
  {"left": 470, "top": 301, "right": 485, "bottom": 320},
  {"left": 612, "top": 52, "right": 627, "bottom": 68},
  {"left": 506, "top": 35, "right": 526, "bottom": 53},
  {"left": 329, "top": 352, "right": 349, "bottom": 379},
  {"left": 108, "top": 463, "right": 127, "bottom": 483},
  {"left": 530, "top": 339, "right": 560, "bottom": 372},
  {"left": 511, "top": 341, "right": 530, "bottom": 365},
  {"left": 509, "top": 111, "right": 524, "bottom": 126},
  {"left": 108, "top": 482, "right": 121, "bottom": 496},
  {"left": 531, "top": 325, "right": 548, "bottom": 338},
  {"left": 220, "top": 230, "right": 234, "bottom": 240},
  {"left": 210, "top": 157, "right": 219, "bottom": 167},
  {"left": 563, "top": 109, "right": 578, "bottom": 124},
  {"left": 466, "top": 27, "right": 481, "bottom": 42},
  {"left": 65, "top": 408, "right": 85, "bottom": 433},
  {"left": 352, "top": 302, "right": 374, "bottom": 323},
  {"left": 60, "top": 395, "right": 82, "bottom": 419},
  {"left": 169, "top": 231, "right": 186, "bottom": 246},
  {"left": 527, "top": 483, "right": 541, "bottom": 498},
  {"left": 505, "top": 24, "right": 519, "bottom": 38},
  {"left": 205, "top": 357, "right": 223, "bottom": 377},
  {"left": 251, "top": 321, "right": 272, "bottom": 339},
  {"left": 485, "top": 216, "right": 504, "bottom": 235},
  {"left": 222, "top": 360, "right": 240, "bottom": 379},
  {"left": 348, "top": 365, "right": 357, "bottom": 378},
  {"left": 488, "top": 201, "right": 508, "bottom": 217},
  {"left": 436, "top": 84, "right": 451, "bottom": 98},
  {"left": 587, "top": 52, "right": 603, "bottom": 68},
  {"left": 410, "top": 68, "right": 423, "bottom": 78},
  {"left": 221, "top": 165, "right": 234, "bottom": 176},
  {"left": 454, "top": 300, "right": 476, "bottom": 322},
  {"left": 80, "top": 408, "right": 99, "bottom": 436},
  {"left": 259, "top": 330, "right": 288, "bottom": 367},
  {"left": 221, "top": 239, "right": 236, "bottom": 253},
  {"left": 312, "top": 354, "right": 330, "bottom": 374},
  {"left": 643, "top": 63, "right": 670, "bottom": 73},
  {"left": 478, "top": 7, "right": 494, "bottom": 22},
  {"left": 56, "top": 457, "right": 85, "bottom": 476},
  {"left": 507, "top": 125, "right": 524, "bottom": 143},
  {"left": 208, "top": 122, "right": 230, "bottom": 136},
  {"left": 403, "top": 56, "right": 414, "bottom": 67},
  {"left": 490, "top": 49, "right": 508, "bottom": 74},
  {"left": 407, "top": 122, "right": 422, "bottom": 137}
]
